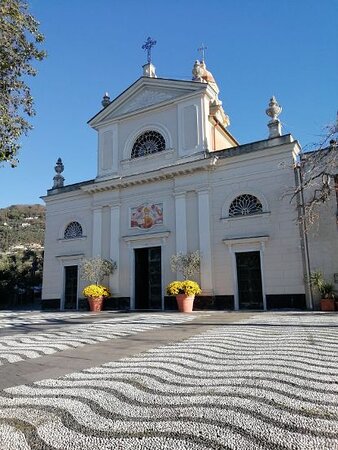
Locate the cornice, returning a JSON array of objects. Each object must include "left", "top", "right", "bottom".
[{"left": 80, "top": 158, "right": 210, "bottom": 194}]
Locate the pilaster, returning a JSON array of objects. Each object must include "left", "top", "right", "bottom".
[
  {"left": 174, "top": 192, "right": 187, "bottom": 254},
  {"left": 110, "top": 205, "right": 120, "bottom": 294},
  {"left": 197, "top": 189, "right": 213, "bottom": 292},
  {"left": 92, "top": 207, "right": 102, "bottom": 257}
]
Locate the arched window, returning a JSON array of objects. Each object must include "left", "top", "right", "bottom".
[
  {"left": 131, "top": 130, "right": 165, "bottom": 158},
  {"left": 64, "top": 221, "right": 83, "bottom": 239},
  {"left": 229, "top": 194, "right": 263, "bottom": 217}
]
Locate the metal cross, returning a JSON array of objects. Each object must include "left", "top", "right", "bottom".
[
  {"left": 142, "top": 37, "right": 157, "bottom": 64},
  {"left": 198, "top": 43, "right": 207, "bottom": 62}
]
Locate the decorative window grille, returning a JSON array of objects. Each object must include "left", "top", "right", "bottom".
[
  {"left": 229, "top": 194, "right": 263, "bottom": 217},
  {"left": 131, "top": 130, "right": 165, "bottom": 158},
  {"left": 64, "top": 221, "right": 83, "bottom": 239}
]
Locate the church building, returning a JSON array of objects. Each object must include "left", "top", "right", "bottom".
[{"left": 41, "top": 44, "right": 338, "bottom": 311}]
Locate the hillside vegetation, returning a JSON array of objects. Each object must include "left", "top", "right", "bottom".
[
  {"left": 0, "top": 205, "right": 45, "bottom": 308},
  {"left": 0, "top": 204, "right": 45, "bottom": 252}
]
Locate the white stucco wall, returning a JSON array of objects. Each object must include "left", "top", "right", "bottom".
[
  {"left": 210, "top": 143, "right": 305, "bottom": 299},
  {"left": 42, "top": 192, "right": 92, "bottom": 303},
  {"left": 43, "top": 137, "right": 310, "bottom": 308},
  {"left": 95, "top": 93, "right": 208, "bottom": 181}
]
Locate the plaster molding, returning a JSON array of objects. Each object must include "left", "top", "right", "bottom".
[
  {"left": 122, "top": 231, "right": 170, "bottom": 244},
  {"left": 223, "top": 235, "right": 269, "bottom": 247},
  {"left": 81, "top": 158, "right": 210, "bottom": 194},
  {"left": 55, "top": 253, "right": 84, "bottom": 261}
]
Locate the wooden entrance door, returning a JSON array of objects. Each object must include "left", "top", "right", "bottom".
[
  {"left": 135, "top": 247, "right": 162, "bottom": 309},
  {"left": 236, "top": 251, "right": 263, "bottom": 310}
]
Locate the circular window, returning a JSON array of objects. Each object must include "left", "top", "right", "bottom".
[
  {"left": 131, "top": 130, "right": 165, "bottom": 158},
  {"left": 229, "top": 194, "right": 263, "bottom": 217}
]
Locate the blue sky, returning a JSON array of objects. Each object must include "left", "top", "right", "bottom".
[{"left": 0, "top": 0, "right": 337, "bottom": 208}]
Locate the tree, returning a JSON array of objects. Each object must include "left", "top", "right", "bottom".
[
  {"left": 170, "top": 251, "right": 201, "bottom": 280},
  {"left": 293, "top": 118, "right": 337, "bottom": 228},
  {"left": 0, "top": 247, "right": 43, "bottom": 308},
  {"left": 0, "top": 0, "right": 46, "bottom": 166},
  {"left": 80, "top": 257, "right": 117, "bottom": 285}
]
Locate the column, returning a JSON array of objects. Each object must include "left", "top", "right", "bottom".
[
  {"left": 174, "top": 192, "right": 187, "bottom": 254},
  {"left": 110, "top": 205, "right": 120, "bottom": 294},
  {"left": 197, "top": 189, "right": 213, "bottom": 292},
  {"left": 92, "top": 207, "right": 102, "bottom": 257}
]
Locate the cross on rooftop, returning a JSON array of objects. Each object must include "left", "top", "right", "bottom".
[
  {"left": 198, "top": 43, "right": 207, "bottom": 62},
  {"left": 142, "top": 37, "right": 157, "bottom": 64}
]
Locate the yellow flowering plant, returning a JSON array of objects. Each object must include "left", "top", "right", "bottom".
[
  {"left": 166, "top": 280, "right": 201, "bottom": 296},
  {"left": 82, "top": 284, "right": 111, "bottom": 298}
]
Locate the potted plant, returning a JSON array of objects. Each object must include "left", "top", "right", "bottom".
[
  {"left": 80, "top": 257, "right": 117, "bottom": 311},
  {"left": 82, "top": 284, "right": 111, "bottom": 311},
  {"left": 309, "top": 271, "right": 336, "bottom": 311},
  {"left": 166, "top": 251, "right": 201, "bottom": 312},
  {"left": 166, "top": 280, "right": 201, "bottom": 312}
]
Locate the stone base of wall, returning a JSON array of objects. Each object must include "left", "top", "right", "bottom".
[
  {"left": 165, "top": 294, "right": 306, "bottom": 311},
  {"left": 41, "top": 299, "right": 61, "bottom": 310},
  {"left": 78, "top": 298, "right": 89, "bottom": 310},
  {"left": 266, "top": 294, "right": 306, "bottom": 310},
  {"left": 103, "top": 297, "right": 131, "bottom": 311},
  {"left": 41, "top": 294, "right": 306, "bottom": 311},
  {"left": 41, "top": 297, "right": 131, "bottom": 311},
  {"left": 164, "top": 295, "right": 234, "bottom": 311}
]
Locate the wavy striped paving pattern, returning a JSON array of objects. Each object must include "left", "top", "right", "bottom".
[
  {"left": 0, "top": 311, "right": 96, "bottom": 330},
  {"left": 0, "top": 313, "right": 337, "bottom": 449},
  {"left": 0, "top": 314, "right": 194, "bottom": 365}
]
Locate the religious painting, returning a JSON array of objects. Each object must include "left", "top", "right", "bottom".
[{"left": 130, "top": 203, "right": 163, "bottom": 229}]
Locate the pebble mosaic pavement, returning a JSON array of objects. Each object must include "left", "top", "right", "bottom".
[
  {"left": 0, "top": 313, "right": 194, "bottom": 365},
  {"left": 0, "top": 311, "right": 337, "bottom": 449},
  {"left": 0, "top": 311, "right": 93, "bottom": 330}
]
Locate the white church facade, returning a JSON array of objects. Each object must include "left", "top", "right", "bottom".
[{"left": 41, "top": 55, "right": 338, "bottom": 311}]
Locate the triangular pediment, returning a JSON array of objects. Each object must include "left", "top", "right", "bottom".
[
  {"left": 88, "top": 77, "right": 207, "bottom": 127},
  {"left": 111, "top": 87, "right": 187, "bottom": 117}
]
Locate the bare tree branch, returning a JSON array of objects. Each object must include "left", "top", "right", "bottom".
[{"left": 292, "top": 117, "right": 337, "bottom": 230}]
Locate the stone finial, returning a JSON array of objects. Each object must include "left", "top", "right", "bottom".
[
  {"left": 266, "top": 96, "right": 282, "bottom": 138},
  {"left": 101, "top": 92, "right": 111, "bottom": 108},
  {"left": 142, "top": 62, "right": 157, "bottom": 78},
  {"left": 266, "top": 96, "right": 282, "bottom": 121},
  {"left": 53, "top": 157, "right": 65, "bottom": 189}
]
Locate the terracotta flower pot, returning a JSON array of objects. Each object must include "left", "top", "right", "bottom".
[
  {"left": 88, "top": 296, "right": 104, "bottom": 312},
  {"left": 320, "top": 298, "right": 335, "bottom": 311},
  {"left": 176, "top": 294, "right": 195, "bottom": 313}
]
